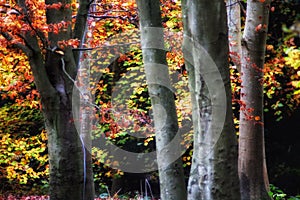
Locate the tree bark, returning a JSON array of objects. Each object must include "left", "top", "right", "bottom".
[
  {"left": 43, "top": 89, "right": 85, "bottom": 199},
  {"left": 136, "top": 0, "right": 187, "bottom": 199},
  {"left": 226, "top": 0, "right": 242, "bottom": 72},
  {"left": 75, "top": 52, "right": 96, "bottom": 199},
  {"left": 14, "top": 0, "right": 95, "bottom": 199},
  {"left": 182, "top": 0, "right": 241, "bottom": 199},
  {"left": 239, "top": 0, "right": 271, "bottom": 199}
]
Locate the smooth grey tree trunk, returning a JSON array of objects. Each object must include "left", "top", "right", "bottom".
[
  {"left": 76, "top": 53, "right": 95, "bottom": 199},
  {"left": 226, "top": 0, "right": 242, "bottom": 72},
  {"left": 182, "top": 0, "right": 241, "bottom": 199},
  {"left": 239, "top": 0, "right": 271, "bottom": 199},
  {"left": 136, "top": 0, "right": 187, "bottom": 199}
]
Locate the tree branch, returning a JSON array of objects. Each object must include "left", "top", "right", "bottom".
[
  {"left": 1, "top": 2, "right": 48, "bottom": 49},
  {"left": 24, "top": 32, "right": 57, "bottom": 97},
  {"left": 0, "top": 31, "right": 33, "bottom": 56},
  {"left": 17, "top": 0, "right": 48, "bottom": 49},
  {"left": 5, "top": 0, "right": 56, "bottom": 97},
  {"left": 1, "top": 30, "right": 55, "bottom": 97},
  {"left": 73, "top": 0, "right": 92, "bottom": 66}
]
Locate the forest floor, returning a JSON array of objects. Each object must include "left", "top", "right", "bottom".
[{"left": 0, "top": 196, "right": 158, "bottom": 200}]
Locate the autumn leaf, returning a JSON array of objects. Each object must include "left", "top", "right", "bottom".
[
  {"left": 254, "top": 116, "right": 261, "bottom": 121},
  {"left": 255, "top": 24, "right": 262, "bottom": 32}
]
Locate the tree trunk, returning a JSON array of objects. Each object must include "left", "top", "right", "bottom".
[
  {"left": 182, "top": 0, "right": 241, "bottom": 199},
  {"left": 226, "top": 0, "right": 242, "bottom": 72},
  {"left": 15, "top": 0, "right": 95, "bottom": 199},
  {"left": 42, "top": 92, "right": 85, "bottom": 199},
  {"left": 136, "top": 0, "right": 187, "bottom": 199},
  {"left": 75, "top": 51, "right": 96, "bottom": 199},
  {"left": 29, "top": 50, "right": 94, "bottom": 199},
  {"left": 239, "top": 0, "right": 271, "bottom": 199}
]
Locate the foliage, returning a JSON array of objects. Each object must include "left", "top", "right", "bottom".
[
  {"left": 269, "top": 184, "right": 300, "bottom": 200},
  {"left": 0, "top": 103, "right": 48, "bottom": 195},
  {"left": 262, "top": 0, "right": 300, "bottom": 121},
  {"left": 228, "top": 0, "right": 300, "bottom": 124},
  {"left": 0, "top": 47, "right": 39, "bottom": 108},
  {"left": 0, "top": 17, "right": 47, "bottom": 194},
  {"left": 85, "top": 0, "right": 192, "bottom": 193},
  {"left": 0, "top": 0, "right": 299, "bottom": 196},
  {"left": 263, "top": 44, "right": 300, "bottom": 121}
]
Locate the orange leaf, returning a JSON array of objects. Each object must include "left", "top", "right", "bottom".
[
  {"left": 254, "top": 116, "right": 261, "bottom": 121},
  {"left": 255, "top": 24, "right": 262, "bottom": 32}
]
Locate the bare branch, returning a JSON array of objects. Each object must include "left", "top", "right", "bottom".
[
  {"left": 0, "top": 3, "right": 22, "bottom": 14},
  {"left": 72, "top": 41, "right": 139, "bottom": 51},
  {"left": 88, "top": 14, "right": 128, "bottom": 20}
]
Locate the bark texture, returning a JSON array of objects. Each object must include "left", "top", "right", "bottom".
[
  {"left": 137, "top": 0, "right": 187, "bottom": 199},
  {"left": 239, "top": 0, "right": 271, "bottom": 199},
  {"left": 182, "top": 0, "right": 240, "bottom": 199},
  {"left": 226, "top": 0, "right": 242, "bottom": 72},
  {"left": 14, "top": 0, "right": 95, "bottom": 199},
  {"left": 76, "top": 52, "right": 95, "bottom": 200}
]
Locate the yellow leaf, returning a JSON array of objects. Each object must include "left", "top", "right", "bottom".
[{"left": 166, "top": 21, "right": 175, "bottom": 28}]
